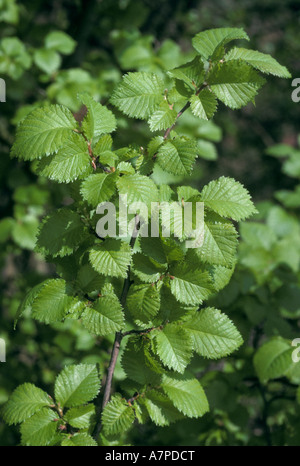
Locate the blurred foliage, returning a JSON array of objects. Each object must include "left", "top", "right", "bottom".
[{"left": 0, "top": 0, "right": 299, "bottom": 446}]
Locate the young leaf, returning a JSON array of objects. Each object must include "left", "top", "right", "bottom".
[
  {"left": 190, "top": 89, "right": 218, "bottom": 120},
  {"left": 20, "top": 408, "right": 59, "bottom": 446},
  {"left": 94, "top": 134, "right": 113, "bottom": 154},
  {"left": 76, "top": 264, "right": 105, "bottom": 294},
  {"left": 154, "top": 324, "right": 193, "bottom": 373},
  {"left": 11, "top": 104, "right": 77, "bottom": 160},
  {"left": 78, "top": 93, "right": 116, "bottom": 140},
  {"left": 225, "top": 47, "right": 291, "bottom": 78},
  {"left": 37, "top": 132, "right": 92, "bottom": 183},
  {"left": 183, "top": 308, "right": 243, "bottom": 359},
  {"left": 81, "top": 294, "right": 124, "bottom": 336},
  {"left": 54, "top": 364, "right": 100, "bottom": 408},
  {"left": 121, "top": 339, "right": 162, "bottom": 386},
  {"left": 148, "top": 101, "right": 177, "bottom": 132},
  {"left": 64, "top": 404, "right": 95, "bottom": 429},
  {"left": 126, "top": 284, "right": 160, "bottom": 323},
  {"left": 200, "top": 176, "right": 257, "bottom": 221},
  {"left": 161, "top": 374, "right": 209, "bottom": 418},
  {"left": 31, "top": 279, "right": 77, "bottom": 323},
  {"left": 14, "top": 280, "right": 51, "bottom": 328},
  {"left": 141, "top": 390, "right": 182, "bottom": 427},
  {"left": 197, "top": 213, "right": 238, "bottom": 267},
  {"left": 208, "top": 61, "right": 265, "bottom": 109},
  {"left": 192, "top": 27, "right": 249, "bottom": 60},
  {"left": 169, "top": 263, "right": 213, "bottom": 305},
  {"left": 80, "top": 172, "right": 117, "bottom": 207},
  {"left": 117, "top": 173, "right": 159, "bottom": 208},
  {"left": 110, "top": 72, "right": 165, "bottom": 120},
  {"left": 89, "top": 239, "right": 132, "bottom": 278},
  {"left": 131, "top": 253, "right": 167, "bottom": 283},
  {"left": 36, "top": 209, "right": 86, "bottom": 257},
  {"left": 168, "top": 56, "right": 204, "bottom": 88},
  {"left": 2, "top": 383, "right": 52, "bottom": 425},
  {"left": 157, "top": 138, "right": 198, "bottom": 175},
  {"left": 102, "top": 395, "right": 135, "bottom": 436}
]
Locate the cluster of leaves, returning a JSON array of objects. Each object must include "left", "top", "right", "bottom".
[
  {"left": 2, "top": 364, "right": 101, "bottom": 446},
  {"left": 187, "top": 138, "right": 300, "bottom": 446},
  {"left": 2, "top": 27, "right": 291, "bottom": 446}
]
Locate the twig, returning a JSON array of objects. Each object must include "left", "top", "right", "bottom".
[
  {"left": 92, "top": 82, "right": 208, "bottom": 438},
  {"left": 154, "top": 83, "right": 208, "bottom": 156}
]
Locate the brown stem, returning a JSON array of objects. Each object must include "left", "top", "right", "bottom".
[
  {"left": 152, "top": 83, "right": 208, "bottom": 159},
  {"left": 73, "top": 129, "right": 112, "bottom": 173},
  {"left": 163, "top": 100, "right": 191, "bottom": 140},
  {"left": 93, "top": 217, "right": 140, "bottom": 439}
]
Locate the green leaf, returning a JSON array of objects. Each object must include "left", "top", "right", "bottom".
[
  {"left": 78, "top": 93, "right": 116, "bottom": 140},
  {"left": 157, "top": 138, "right": 198, "bottom": 175},
  {"left": 11, "top": 215, "right": 39, "bottom": 250},
  {"left": 183, "top": 308, "right": 243, "bottom": 359},
  {"left": 14, "top": 281, "right": 50, "bottom": 328},
  {"left": 154, "top": 324, "right": 192, "bottom": 373},
  {"left": 197, "top": 140, "right": 217, "bottom": 161},
  {"left": 192, "top": 27, "right": 249, "bottom": 60},
  {"left": 208, "top": 61, "right": 265, "bottom": 109},
  {"left": 197, "top": 213, "right": 238, "bottom": 267},
  {"left": 55, "top": 364, "right": 100, "bottom": 408},
  {"left": 168, "top": 57, "right": 204, "bottom": 88},
  {"left": 117, "top": 161, "right": 135, "bottom": 175},
  {"left": 45, "top": 31, "right": 76, "bottom": 55},
  {"left": 61, "top": 433, "right": 97, "bottom": 446},
  {"left": 254, "top": 338, "right": 295, "bottom": 383},
  {"left": 81, "top": 294, "right": 124, "bottom": 336},
  {"left": 200, "top": 176, "right": 257, "bottom": 221},
  {"left": 126, "top": 284, "right": 160, "bottom": 323},
  {"left": 117, "top": 173, "right": 159, "bottom": 208},
  {"left": 94, "top": 134, "right": 113, "bottom": 154},
  {"left": 141, "top": 390, "right": 182, "bottom": 426},
  {"left": 20, "top": 408, "right": 59, "bottom": 446},
  {"left": 76, "top": 264, "right": 105, "bottom": 293},
  {"left": 110, "top": 72, "right": 164, "bottom": 120},
  {"left": 31, "top": 279, "right": 77, "bottom": 324},
  {"left": 102, "top": 395, "right": 135, "bottom": 436},
  {"left": 89, "top": 239, "right": 132, "bottom": 278},
  {"left": 34, "top": 48, "right": 61, "bottom": 74},
  {"left": 37, "top": 133, "right": 92, "bottom": 183},
  {"left": 132, "top": 253, "right": 167, "bottom": 283},
  {"left": 225, "top": 47, "right": 291, "bottom": 78},
  {"left": 148, "top": 101, "right": 177, "bottom": 131},
  {"left": 170, "top": 263, "right": 213, "bottom": 305},
  {"left": 190, "top": 89, "right": 218, "bottom": 120},
  {"left": 36, "top": 209, "right": 86, "bottom": 257},
  {"left": 2, "top": 383, "right": 52, "bottom": 425},
  {"left": 161, "top": 374, "right": 209, "bottom": 418},
  {"left": 210, "top": 264, "right": 235, "bottom": 292},
  {"left": 265, "top": 143, "right": 295, "bottom": 158},
  {"left": 121, "top": 339, "right": 162, "bottom": 386},
  {"left": 158, "top": 285, "right": 196, "bottom": 323},
  {"left": 80, "top": 172, "right": 117, "bottom": 207},
  {"left": 140, "top": 235, "right": 184, "bottom": 265},
  {"left": 11, "top": 104, "right": 77, "bottom": 160},
  {"left": 64, "top": 404, "right": 95, "bottom": 429}
]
